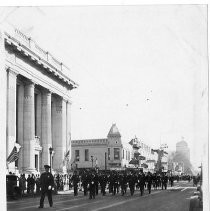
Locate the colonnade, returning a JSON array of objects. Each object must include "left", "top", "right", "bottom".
[{"left": 7, "top": 68, "right": 71, "bottom": 174}]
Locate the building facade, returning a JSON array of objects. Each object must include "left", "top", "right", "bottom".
[
  {"left": 2, "top": 24, "right": 78, "bottom": 174},
  {"left": 129, "top": 137, "right": 159, "bottom": 173},
  {"left": 71, "top": 124, "right": 132, "bottom": 170}
]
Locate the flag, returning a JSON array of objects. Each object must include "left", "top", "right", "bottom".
[
  {"left": 7, "top": 146, "right": 19, "bottom": 164},
  {"left": 64, "top": 150, "right": 70, "bottom": 161}
]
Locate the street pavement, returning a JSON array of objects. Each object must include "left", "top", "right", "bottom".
[{"left": 7, "top": 181, "right": 196, "bottom": 211}]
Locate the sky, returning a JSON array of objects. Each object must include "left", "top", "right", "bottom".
[{"left": 0, "top": 5, "right": 208, "bottom": 168}]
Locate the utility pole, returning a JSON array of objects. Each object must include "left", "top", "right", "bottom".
[
  {"left": 105, "top": 152, "right": 107, "bottom": 170},
  {"left": 153, "top": 144, "right": 168, "bottom": 174}
]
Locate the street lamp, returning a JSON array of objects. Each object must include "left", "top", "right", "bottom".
[
  {"left": 49, "top": 147, "right": 54, "bottom": 173},
  {"left": 91, "top": 156, "right": 93, "bottom": 168}
]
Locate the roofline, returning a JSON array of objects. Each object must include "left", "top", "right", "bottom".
[{"left": 4, "top": 27, "right": 78, "bottom": 90}]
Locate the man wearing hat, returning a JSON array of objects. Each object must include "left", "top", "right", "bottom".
[{"left": 38, "top": 165, "right": 54, "bottom": 208}]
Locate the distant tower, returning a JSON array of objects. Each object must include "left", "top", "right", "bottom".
[{"left": 176, "top": 137, "right": 190, "bottom": 161}]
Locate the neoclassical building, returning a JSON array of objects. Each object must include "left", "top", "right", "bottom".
[
  {"left": 71, "top": 124, "right": 132, "bottom": 170},
  {"left": 2, "top": 24, "right": 78, "bottom": 174}
]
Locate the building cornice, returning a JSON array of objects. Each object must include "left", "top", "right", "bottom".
[
  {"left": 72, "top": 139, "right": 108, "bottom": 146},
  {"left": 5, "top": 62, "right": 71, "bottom": 101},
  {"left": 4, "top": 28, "right": 78, "bottom": 90}
]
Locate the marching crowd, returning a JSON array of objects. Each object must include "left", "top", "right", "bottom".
[{"left": 13, "top": 169, "right": 196, "bottom": 199}]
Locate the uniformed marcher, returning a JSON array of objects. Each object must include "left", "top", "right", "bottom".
[
  {"left": 113, "top": 172, "right": 119, "bottom": 195},
  {"left": 38, "top": 165, "right": 54, "bottom": 208},
  {"left": 81, "top": 171, "right": 88, "bottom": 196},
  {"left": 71, "top": 171, "right": 80, "bottom": 196},
  {"left": 128, "top": 171, "right": 136, "bottom": 196},
  {"left": 88, "top": 172, "right": 96, "bottom": 199},
  {"left": 162, "top": 173, "right": 168, "bottom": 190},
  {"left": 119, "top": 172, "right": 127, "bottom": 196},
  {"left": 138, "top": 171, "right": 145, "bottom": 196},
  {"left": 146, "top": 172, "right": 152, "bottom": 194},
  {"left": 99, "top": 173, "right": 107, "bottom": 196}
]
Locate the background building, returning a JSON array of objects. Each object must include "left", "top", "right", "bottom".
[
  {"left": 3, "top": 24, "right": 78, "bottom": 174},
  {"left": 128, "top": 137, "right": 160, "bottom": 173},
  {"left": 71, "top": 124, "right": 132, "bottom": 170},
  {"left": 167, "top": 138, "right": 193, "bottom": 175},
  {"left": 176, "top": 137, "right": 190, "bottom": 161}
]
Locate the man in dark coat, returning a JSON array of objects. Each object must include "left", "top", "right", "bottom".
[
  {"left": 119, "top": 172, "right": 127, "bottom": 196},
  {"left": 88, "top": 172, "right": 96, "bottom": 199},
  {"left": 38, "top": 165, "right": 54, "bottom": 208},
  {"left": 138, "top": 171, "right": 145, "bottom": 196},
  {"left": 99, "top": 173, "right": 107, "bottom": 196},
  {"left": 128, "top": 171, "right": 136, "bottom": 196},
  {"left": 146, "top": 172, "right": 153, "bottom": 194},
  {"left": 162, "top": 173, "right": 168, "bottom": 190},
  {"left": 81, "top": 171, "right": 88, "bottom": 196},
  {"left": 71, "top": 171, "right": 80, "bottom": 196}
]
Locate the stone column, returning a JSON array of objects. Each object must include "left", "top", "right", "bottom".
[
  {"left": 52, "top": 96, "right": 67, "bottom": 173},
  {"left": 17, "top": 84, "right": 24, "bottom": 172},
  {"left": 36, "top": 93, "right": 42, "bottom": 137},
  {"left": 66, "top": 101, "right": 71, "bottom": 149},
  {"left": 66, "top": 100, "right": 71, "bottom": 168},
  {"left": 6, "top": 68, "right": 18, "bottom": 171},
  {"left": 41, "top": 90, "right": 52, "bottom": 171},
  {"left": 0, "top": 25, "right": 7, "bottom": 211},
  {"left": 23, "top": 81, "right": 36, "bottom": 173}
]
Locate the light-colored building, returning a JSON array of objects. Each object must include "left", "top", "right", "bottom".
[
  {"left": 176, "top": 138, "right": 190, "bottom": 161},
  {"left": 71, "top": 124, "right": 132, "bottom": 170},
  {"left": 128, "top": 137, "right": 159, "bottom": 173},
  {"left": 2, "top": 24, "right": 78, "bottom": 174},
  {"left": 139, "top": 141, "right": 158, "bottom": 172}
]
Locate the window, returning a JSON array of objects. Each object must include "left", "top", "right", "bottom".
[
  {"left": 34, "top": 93, "right": 38, "bottom": 136},
  {"left": 35, "top": 154, "right": 38, "bottom": 170},
  {"left": 85, "top": 149, "right": 89, "bottom": 161},
  {"left": 108, "top": 148, "right": 110, "bottom": 160},
  {"left": 75, "top": 150, "right": 80, "bottom": 161},
  {"left": 114, "top": 148, "right": 120, "bottom": 160}
]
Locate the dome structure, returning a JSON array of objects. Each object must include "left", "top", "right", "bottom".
[{"left": 176, "top": 140, "right": 188, "bottom": 147}]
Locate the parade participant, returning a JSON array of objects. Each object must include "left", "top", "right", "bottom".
[
  {"left": 99, "top": 172, "right": 107, "bottom": 196},
  {"left": 38, "top": 165, "right": 54, "bottom": 209},
  {"left": 157, "top": 174, "right": 161, "bottom": 189},
  {"left": 152, "top": 173, "right": 158, "bottom": 190},
  {"left": 30, "top": 174, "right": 36, "bottom": 197},
  {"left": 35, "top": 175, "right": 41, "bottom": 195},
  {"left": 169, "top": 175, "right": 174, "bottom": 187},
  {"left": 108, "top": 172, "right": 114, "bottom": 194},
  {"left": 26, "top": 175, "right": 31, "bottom": 194},
  {"left": 94, "top": 172, "right": 99, "bottom": 195},
  {"left": 128, "top": 171, "right": 136, "bottom": 196},
  {"left": 113, "top": 171, "right": 119, "bottom": 195},
  {"left": 71, "top": 171, "right": 80, "bottom": 196},
  {"left": 146, "top": 172, "right": 152, "bottom": 194},
  {"left": 162, "top": 173, "right": 168, "bottom": 190},
  {"left": 19, "top": 174, "right": 26, "bottom": 197},
  {"left": 81, "top": 171, "right": 88, "bottom": 196},
  {"left": 138, "top": 171, "right": 145, "bottom": 196},
  {"left": 88, "top": 172, "right": 96, "bottom": 199},
  {"left": 120, "top": 171, "right": 127, "bottom": 196}
]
